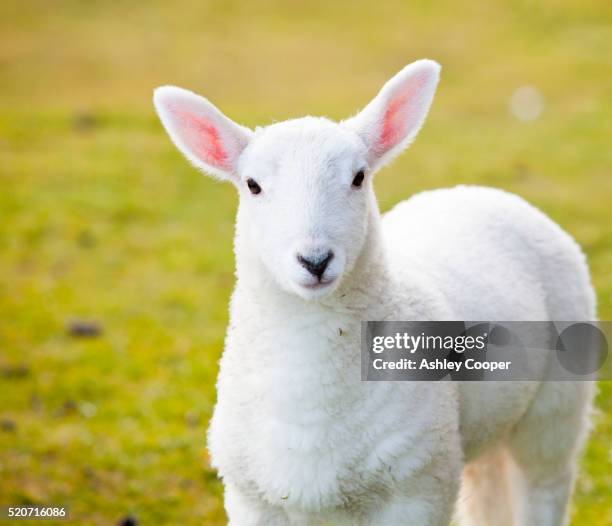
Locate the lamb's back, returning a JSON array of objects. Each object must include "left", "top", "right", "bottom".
[{"left": 382, "top": 185, "right": 593, "bottom": 321}]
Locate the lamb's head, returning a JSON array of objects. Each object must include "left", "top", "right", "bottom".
[{"left": 154, "top": 59, "right": 440, "bottom": 300}]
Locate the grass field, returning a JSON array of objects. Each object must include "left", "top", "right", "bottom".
[{"left": 0, "top": 1, "right": 610, "bottom": 524}]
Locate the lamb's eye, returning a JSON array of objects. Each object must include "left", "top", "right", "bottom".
[
  {"left": 352, "top": 170, "right": 365, "bottom": 188},
  {"left": 246, "top": 178, "right": 262, "bottom": 195}
]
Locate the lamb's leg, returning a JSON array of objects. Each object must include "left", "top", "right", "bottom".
[
  {"left": 505, "top": 381, "right": 594, "bottom": 526},
  {"left": 509, "top": 467, "right": 575, "bottom": 526},
  {"left": 369, "top": 495, "right": 455, "bottom": 526},
  {"left": 457, "top": 447, "right": 515, "bottom": 526},
  {"left": 368, "top": 461, "right": 461, "bottom": 526},
  {"left": 224, "top": 482, "right": 289, "bottom": 526}
]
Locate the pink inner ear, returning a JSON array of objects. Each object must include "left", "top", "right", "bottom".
[
  {"left": 174, "top": 109, "right": 230, "bottom": 170},
  {"left": 378, "top": 72, "right": 428, "bottom": 155}
]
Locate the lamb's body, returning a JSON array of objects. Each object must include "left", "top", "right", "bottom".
[
  {"left": 383, "top": 186, "right": 595, "bottom": 459},
  {"left": 209, "top": 186, "right": 595, "bottom": 525}
]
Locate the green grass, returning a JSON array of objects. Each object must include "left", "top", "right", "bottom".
[{"left": 0, "top": 1, "right": 610, "bottom": 524}]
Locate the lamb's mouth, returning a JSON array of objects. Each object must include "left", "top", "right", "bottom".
[{"left": 301, "top": 278, "right": 336, "bottom": 290}]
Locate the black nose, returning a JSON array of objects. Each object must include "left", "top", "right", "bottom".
[{"left": 297, "top": 251, "right": 334, "bottom": 280}]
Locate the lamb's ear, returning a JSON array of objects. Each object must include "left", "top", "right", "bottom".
[
  {"left": 342, "top": 59, "right": 440, "bottom": 171},
  {"left": 153, "top": 86, "right": 252, "bottom": 182}
]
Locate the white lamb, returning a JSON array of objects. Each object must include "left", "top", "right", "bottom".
[{"left": 153, "top": 60, "right": 595, "bottom": 526}]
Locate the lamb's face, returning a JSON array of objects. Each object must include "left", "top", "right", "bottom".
[
  {"left": 236, "top": 118, "right": 372, "bottom": 299},
  {"left": 154, "top": 59, "right": 441, "bottom": 300}
]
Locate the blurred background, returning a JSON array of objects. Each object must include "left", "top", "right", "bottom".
[{"left": 0, "top": 1, "right": 610, "bottom": 524}]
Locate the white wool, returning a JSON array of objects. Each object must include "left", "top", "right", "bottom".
[{"left": 154, "top": 60, "right": 595, "bottom": 525}]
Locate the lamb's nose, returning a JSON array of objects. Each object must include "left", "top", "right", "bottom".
[{"left": 297, "top": 251, "right": 334, "bottom": 280}]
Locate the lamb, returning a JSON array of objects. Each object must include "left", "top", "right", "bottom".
[{"left": 153, "top": 59, "right": 595, "bottom": 526}]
